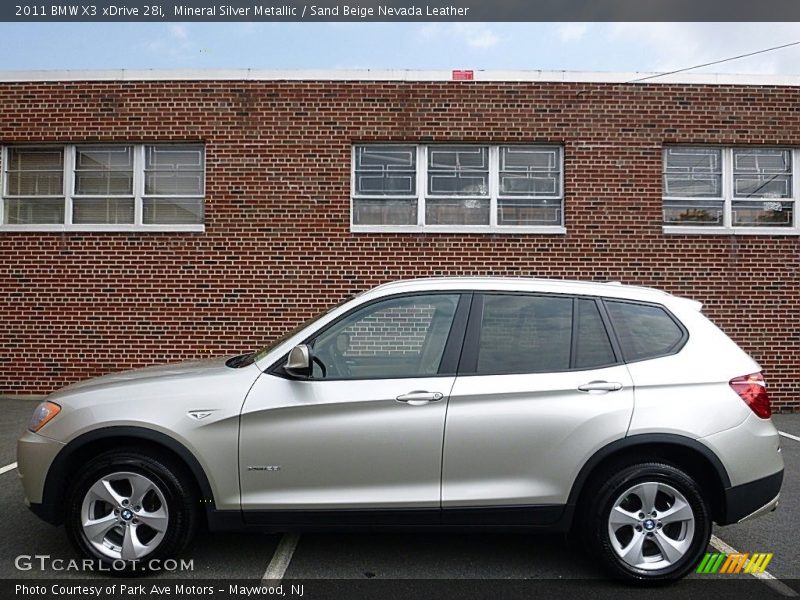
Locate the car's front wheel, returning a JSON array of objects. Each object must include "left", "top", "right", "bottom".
[
  {"left": 585, "top": 462, "right": 711, "bottom": 583},
  {"left": 65, "top": 448, "right": 197, "bottom": 571}
]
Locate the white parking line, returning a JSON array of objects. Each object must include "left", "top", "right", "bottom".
[
  {"left": 710, "top": 534, "right": 798, "bottom": 597},
  {"left": 779, "top": 431, "right": 800, "bottom": 443},
  {"left": 0, "top": 462, "right": 17, "bottom": 476},
  {"left": 262, "top": 533, "right": 301, "bottom": 581}
]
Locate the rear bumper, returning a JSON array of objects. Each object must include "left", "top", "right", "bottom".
[{"left": 719, "top": 469, "right": 783, "bottom": 525}]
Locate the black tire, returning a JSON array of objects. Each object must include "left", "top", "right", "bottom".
[
  {"left": 65, "top": 448, "right": 198, "bottom": 574},
  {"left": 583, "top": 462, "right": 711, "bottom": 584}
]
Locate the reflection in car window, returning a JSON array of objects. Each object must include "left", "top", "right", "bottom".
[
  {"left": 310, "top": 294, "right": 459, "bottom": 380},
  {"left": 477, "top": 295, "right": 572, "bottom": 374},
  {"left": 605, "top": 300, "right": 684, "bottom": 361}
]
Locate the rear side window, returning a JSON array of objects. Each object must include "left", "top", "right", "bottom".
[
  {"left": 605, "top": 300, "right": 685, "bottom": 361},
  {"left": 574, "top": 299, "right": 616, "bottom": 369},
  {"left": 476, "top": 295, "right": 573, "bottom": 374}
]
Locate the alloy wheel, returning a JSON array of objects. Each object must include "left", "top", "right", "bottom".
[
  {"left": 79, "top": 471, "right": 169, "bottom": 561},
  {"left": 607, "top": 481, "right": 696, "bottom": 571}
]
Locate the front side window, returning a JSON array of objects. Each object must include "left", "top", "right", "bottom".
[
  {"left": 1, "top": 143, "right": 205, "bottom": 230},
  {"left": 309, "top": 294, "right": 460, "bottom": 380},
  {"left": 352, "top": 144, "right": 564, "bottom": 233},
  {"left": 663, "top": 146, "right": 797, "bottom": 233}
]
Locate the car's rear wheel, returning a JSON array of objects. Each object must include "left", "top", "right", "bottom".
[
  {"left": 584, "top": 462, "right": 711, "bottom": 583},
  {"left": 65, "top": 449, "right": 197, "bottom": 572}
]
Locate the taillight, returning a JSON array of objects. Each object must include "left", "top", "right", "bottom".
[{"left": 729, "top": 372, "right": 771, "bottom": 419}]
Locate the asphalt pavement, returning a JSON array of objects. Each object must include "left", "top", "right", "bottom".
[{"left": 1, "top": 399, "right": 797, "bottom": 595}]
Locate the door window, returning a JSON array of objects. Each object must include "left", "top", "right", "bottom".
[
  {"left": 476, "top": 294, "right": 573, "bottom": 374},
  {"left": 309, "top": 294, "right": 460, "bottom": 379}
]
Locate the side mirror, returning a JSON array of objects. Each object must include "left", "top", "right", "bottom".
[{"left": 284, "top": 344, "right": 312, "bottom": 378}]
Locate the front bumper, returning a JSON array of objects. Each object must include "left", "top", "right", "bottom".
[
  {"left": 16, "top": 430, "right": 65, "bottom": 519},
  {"left": 719, "top": 469, "right": 783, "bottom": 525}
]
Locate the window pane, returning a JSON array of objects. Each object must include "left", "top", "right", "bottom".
[
  {"left": 605, "top": 301, "right": 684, "bottom": 362},
  {"left": 733, "top": 148, "right": 792, "bottom": 198},
  {"left": 310, "top": 294, "right": 460, "bottom": 379},
  {"left": 75, "top": 172, "right": 134, "bottom": 195},
  {"left": 354, "top": 145, "right": 416, "bottom": 196},
  {"left": 428, "top": 146, "right": 489, "bottom": 196},
  {"left": 663, "top": 200, "right": 724, "bottom": 226},
  {"left": 145, "top": 145, "right": 204, "bottom": 169},
  {"left": 732, "top": 200, "right": 793, "bottom": 227},
  {"left": 3, "top": 198, "right": 64, "bottom": 224},
  {"left": 498, "top": 198, "right": 563, "bottom": 226},
  {"left": 143, "top": 198, "right": 203, "bottom": 225},
  {"left": 7, "top": 148, "right": 62, "bottom": 170},
  {"left": 72, "top": 198, "right": 134, "bottom": 224},
  {"left": 574, "top": 299, "right": 615, "bottom": 369},
  {"left": 499, "top": 146, "right": 561, "bottom": 196},
  {"left": 144, "top": 145, "right": 204, "bottom": 195},
  {"left": 663, "top": 147, "right": 722, "bottom": 198},
  {"left": 353, "top": 198, "right": 417, "bottom": 225},
  {"left": 74, "top": 146, "right": 133, "bottom": 195},
  {"left": 145, "top": 171, "right": 204, "bottom": 195},
  {"left": 425, "top": 198, "right": 489, "bottom": 225},
  {"left": 477, "top": 295, "right": 572, "bottom": 374},
  {"left": 6, "top": 148, "right": 63, "bottom": 196}
]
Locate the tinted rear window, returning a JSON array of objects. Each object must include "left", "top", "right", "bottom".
[
  {"left": 605, "top": 300, "right": 685, "bottom": 361},
  {"left": 477, "top": 294, "right": 572, "bottom": 374}
]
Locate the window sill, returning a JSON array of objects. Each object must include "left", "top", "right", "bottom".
[
  {"left": 0, "top": 224, "right": 205, "bottom": 233},
  {"left": 662, "top": 226, "right": 800, "bottom": 236},
  {"left": 351, "top": 225, "right": 567, "bottom": 235}
]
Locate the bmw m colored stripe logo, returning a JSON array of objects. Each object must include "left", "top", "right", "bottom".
[{"left": 696, "top": 552, "right": 773, "bottom": 574}]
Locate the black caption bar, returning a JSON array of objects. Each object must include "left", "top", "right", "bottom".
[
  {"left": 4, "top": 578, "right": 800, "bottom": 600},
  {"left": 6, "top": 0, "right": 800, "bottom": 22}
]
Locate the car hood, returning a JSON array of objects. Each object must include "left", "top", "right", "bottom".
[{"left": 47, "top": 356, "right": 251, "bottom": 404}]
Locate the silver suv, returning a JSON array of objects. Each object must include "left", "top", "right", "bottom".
[{"left": 17, "top": 278, "right": 784, "bottom": 582}]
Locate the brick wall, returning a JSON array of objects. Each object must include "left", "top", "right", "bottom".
[{"left": 0, "top": 78, "right": 798, "bottom": 411}]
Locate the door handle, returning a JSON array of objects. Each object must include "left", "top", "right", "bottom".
[
  {"left": 396, "top": 391, "right": 444, "bottom": 406},
  {"left": 577, "top": 381, "right": 623, "bottom": 393}
]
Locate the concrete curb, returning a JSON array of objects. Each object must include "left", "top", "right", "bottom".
[{"left": 0, "top": 395, "right": 47, "bottom": 401}]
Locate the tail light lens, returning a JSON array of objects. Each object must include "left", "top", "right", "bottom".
[{"left": 729, "top": 372, "right": 771, "bottom": 419}]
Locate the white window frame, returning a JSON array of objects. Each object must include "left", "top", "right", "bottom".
[
  {"left": 0, "top": 143, "right": 206, "bottom": 232},
  {"left": 351, "top": 143, "right": 566, "bottom": 234},
  {"left": 663, "top": 145, "right": 800, "bottom": 236}
]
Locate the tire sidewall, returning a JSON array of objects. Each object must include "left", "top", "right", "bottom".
[
  {"left": 591, "top": 463, "right": 711, "bottom": 583},
  {"left": 65, "top": 451, "right": 194, "bottom": 574}
]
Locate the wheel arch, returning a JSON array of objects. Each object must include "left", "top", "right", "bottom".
[
  {"left": 567, "top": 434, "right": 731, "bottom": 525},
  {"left": 37, "top": 426, "right": 216, "bottom": 526}
]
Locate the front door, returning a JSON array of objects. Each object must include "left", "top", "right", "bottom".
[{"left": 239, "top": 292, "right": 466, "bottom": 515}]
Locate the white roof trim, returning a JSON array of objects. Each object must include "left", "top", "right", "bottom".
[{"left": 2, "top": 68, "right": 800, "bottom": 86}]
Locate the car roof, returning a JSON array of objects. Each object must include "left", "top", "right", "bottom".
[{"left": 365, "top": 277, "right": 701, "bottom": 310}]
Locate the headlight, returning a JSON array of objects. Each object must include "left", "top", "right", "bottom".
[{"left": 28, "top": 401, "right": 61, "bottom": 433}]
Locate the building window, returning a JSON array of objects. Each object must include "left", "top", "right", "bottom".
[
  {"left": 352, "top": 144, "right": 565, "bottom": 233},
  {"left": 1, "top": 143, "right": 205, "bottom": 231},
  {"left": 663, "top": 146, "right": 798, "bottom": 234}
]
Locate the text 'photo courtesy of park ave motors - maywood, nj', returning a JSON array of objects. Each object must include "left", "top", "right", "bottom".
[{"left": 173, "top": 3, "right": 471, "bottom": 17}]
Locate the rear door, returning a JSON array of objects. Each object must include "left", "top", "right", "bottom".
[{"left": 441, "top": 293, "right": 634, "bottom": 512}]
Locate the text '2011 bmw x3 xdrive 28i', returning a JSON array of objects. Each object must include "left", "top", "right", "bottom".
[{"left": 17, "top": 278, "right": 783, "bottom": 582}]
